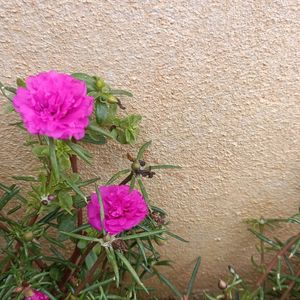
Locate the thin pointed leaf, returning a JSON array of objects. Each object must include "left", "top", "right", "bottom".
[
  {"left": 49, "top": 138, "right": 59, "bottom": 181},
  {"left": 148, "top": 164, "right": 181, "bottom": 170},
  {"left": 106, "top": 169, "right": 131, "bottom": 185},
  {"left": 187, "top": 256, "right": 201, "bottom": 297},
  {"left": 116, "top": 251, "right": 148, "bottom": 294},
  {"left": 137, "top": 141, "right": 152, "bottom": 160}
]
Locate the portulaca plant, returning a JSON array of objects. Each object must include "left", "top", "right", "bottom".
[{"left": 0, "top": 71, "right": 200, "bottom": 299}]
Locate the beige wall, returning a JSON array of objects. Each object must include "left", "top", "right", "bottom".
[{"left": 0, "top": 0, "right": 299, "bottom": 297}]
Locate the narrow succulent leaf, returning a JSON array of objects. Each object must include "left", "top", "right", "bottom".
[
  {"left": 136, "top": 141, "right": 152, "bottom": 160},
  {"left": 11, "top": 176, "right": 38, "bottom": 182},
  {"left": 110, "top": 89, "right": 133, "bottom": 97},
  {"left": 49, "top": 137, "right": 60, "bottom": 181},
  {"left": 148, "top": 164, "right": 182, "bottom": 170},
  {"left": 137, "top": 178, "right": 150, "bottom": 206},
  {"left": 105, "top": 247, "right": 120, "bottom": 287},
  {"left": 186, "top": 256, "right": 201, "bottom": 297},
  {"left": 166, "top": 231, "right": 189, "bottom": 243},
  {"left": 95, "top": 184, "right": 105, "bottom": 234},
  {"left": 89, "top": 123, "right": 116, "bottom": 139},
  {"left": 130, "top": 175, "right": 136, "bottom": 191},
  {"left": 116, "top": 251, "right": 148, "bottom": 294},
  {"left": 65, "top": 140, "right": 92, "bottom": 164},
  {"left": 121, "top": 229, "right": 166, "bottom": 241},
  {"left": 153, "top": 270, "right": 182, "bottom": 299},
  {"left": 106, "top": 169, "right": 131, "bottom": 185},
  {"left": 79, "top": 277, "right": 115, "bottom": 294},
  {"left": 62, "top": 174, "right": 87, "bottom": 201},
  {"left": 60, "top": 231, "right": 102, "bottom": 243}
]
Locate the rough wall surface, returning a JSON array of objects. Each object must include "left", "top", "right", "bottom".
[{"left": 0, "top": 0, "right": 299, "bottom": 297}]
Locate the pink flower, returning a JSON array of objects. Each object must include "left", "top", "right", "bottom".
[
  {"left": 87, "top": 185, "right": 148, "bottom": 235},
  {"left": 13, "top": 71, "right": 93, "bottom": 140},
  {"left": 25, "top": 290, "right": 49, "bottom": 300}
]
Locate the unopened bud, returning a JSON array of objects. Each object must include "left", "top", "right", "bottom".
[
  {"left": 112, "top": 239, "right": 128, "bottom": 252},
  {"left": 218, "top": 279, "right": 227, "bottom": 290},
  {"left": 48, "top": 194, "right": 56, "bottom": 201},
  {"left": 131, "top": 161, "right": 140, "bottom": 171},
  {"left": 96, "top": 79, "right": 105, "bottom": 90},
  {"left": 23, "top": 231, "right": 34, "bottom": 242},
  {"left": 107, "top": 95, "right": 118, "bottom": 104}
]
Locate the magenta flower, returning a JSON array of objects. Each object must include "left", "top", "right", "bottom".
[
  {"left": 87, "top": 185, "right": 148, "bottom": 235},
  {"left": 25, "top": 290, "right": 49, "bottom": 300},
  {"left": 13, "top": 71, "right": 93, "bottom": 140}
]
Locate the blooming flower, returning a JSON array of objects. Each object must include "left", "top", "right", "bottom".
[
  {"left": 13, "top": 71, "right": 93, "bottom": 140},
  {"left": 87, "top": 185, "right": 148, "bottom": 235},
  {"left": 24, "top": 289, "right": 49, "bottom": 300}
]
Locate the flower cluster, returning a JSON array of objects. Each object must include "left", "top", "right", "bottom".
[
  {"left": 87, "top": 185, "right": 148, "bottom": 235},
  {"left": 13, "top": 71, "right": 93, "bottom": 140}
]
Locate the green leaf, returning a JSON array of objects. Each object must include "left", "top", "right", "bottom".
[
  {"left": 89, "top": 122, "right": 117, "bottom": 140},
  {"left": 96, "top": 101, "right": 108, "bottom": 125},
  {"left": 16, "top": 78, "right": 26, "bottom": 87},
  {"left": 49, "top": 138, "right": 60, "bottom": 181},
  {"left": 58, "top": 213, "right": 76, "bottom": 241},
  {"left": 137, "top": 178, "right": 150, "bottom": 205},
  {"left": 60, "top": 231, "right": 101, "bottom": 243},
  {"left": 186, "top": 256, "right": 201, "bottom": 297},
  {"left": 71, "top": 73, "right": 96, "bottom": 92},
  {"left": 116, "top": 251, "right": 148, "bottom": 294},
  {"left": 83, "top": 130, "right": 107, "bottom": 145},
  {"left": 85, "top": 250, "right": 97, "bottom": 270},
  {"left": 58, "top": 190, "right": 73, "bottom": 212},
  {"left": 130, "top": 175, "right": 136, "bottom": 191},
  {"left": 0, "top": 185, "right": 20, "bottom": 210},
  {"left": 65, "top": 140, "right": 92, "bottom": 164},
  {"left": 153, "top": 269, "right": 182, "bottom": 299},
  {"left": 11, "top": 176, "right": 38, "bottom": 182},
  {"left": 137, "top": 141, "right": 152, "bottom": 160},
  {"left": 95, "top": 184, "right": 105, "bottom": 233},
  {"left": 110, "top": 89, "right": 133, "bottom": 97},
  {"left": 121, "top": 229, "right": 166, "bottom": 241},
  {"left": 62, "top": 174, "right": 86, "bottom": 202},
  {"left": 79, "top": 277, "right": 115, "bottom": 294},
  {"left": 165, "top": 231, "right": 189, "bottom": 243},
  {"left": 105, "top": 247, "right": 120, "bottom": 287},
  {"left": 106, "top": 169, "right": 131, "bottom": 185},
  {"left": 148, "top": 164, "right": 182, "bottom": 170}
]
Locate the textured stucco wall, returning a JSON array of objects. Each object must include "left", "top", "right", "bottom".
[{"left": 0, "top": 0, "right": 299, "bottom": 297}]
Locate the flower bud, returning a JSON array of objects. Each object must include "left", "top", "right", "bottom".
[
  {"left": 218, "top": 279, "right": 227, "bottom": 290},
  {"left": 96, "top": 78, "right": 105, "bottom": 90},
  {"left": 131, "top": 161, "right": 140, "bottom": 171},
  {"left": 107, "top": 95, "right": 118, "bottom": 104},
  {"left": 23, "top": 231, "right": 34, "bottom": 242},
  {"left": 47, "top": 194, "right": 56, "bottom": 201}
]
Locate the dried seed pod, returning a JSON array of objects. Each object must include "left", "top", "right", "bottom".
[{"left": 112, "top": 239, "right": 128, "bottom": 252}]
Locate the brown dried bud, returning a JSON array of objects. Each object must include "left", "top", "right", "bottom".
[
  {"left": 127, "top": 153, "right": 135, "bottom": 162},
  {"left": 151, "top": 212, "right": 166, "bottom": 225},
  {"left": 112, "top": 239, "right": 128, "bottom": 252},
  {"left": 218, "top": 279, "right": 227, "bottom": 290}
]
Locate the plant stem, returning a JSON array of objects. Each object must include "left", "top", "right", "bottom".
[
  {"left": 256, "top": 232, "right": 300, "bottom": 287},
  {"left": 119, "top": 172, "right": 133, "bottom": 185}
]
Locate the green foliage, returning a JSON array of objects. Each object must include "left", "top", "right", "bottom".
[
  {"left": 205, "top": 211, "right": 300, "bottom": 300},
  {"left": 0, "top": 73, "right": 192, "bottom": 299}
]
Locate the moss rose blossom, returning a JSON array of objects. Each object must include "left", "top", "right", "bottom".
[
  {"left": 13, "top": 71, "right": 93, "bottom": 140},
  {"left": 87, "top": 185, "right": 148, "bottom": 235},
  {"left": 24, "top": 290, "right": 49, "bottom": 300}
]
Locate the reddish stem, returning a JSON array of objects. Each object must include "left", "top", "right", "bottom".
[
  {"left": 256, "top": 232, "right": 300, "bottom": 287},
  {"left": 280, "top": 267, "right": 300, "bottom": 300}
]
